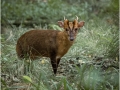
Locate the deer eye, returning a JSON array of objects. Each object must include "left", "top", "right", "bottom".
[
  {"left": 66, "top": 28, "right": 69, "bottom": 31},
  {"left": 74, "top": 28, "right": 78, "bottom": 31}
]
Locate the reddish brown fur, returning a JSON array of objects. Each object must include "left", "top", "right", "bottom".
[{"left": 16, "top": 17, "right": 85, "bottom": 74}]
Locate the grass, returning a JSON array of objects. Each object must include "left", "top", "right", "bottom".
[{"left": 1, "top": 18, "right": 119, "bottom": 90}]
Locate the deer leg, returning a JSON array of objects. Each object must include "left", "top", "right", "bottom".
[
  {"left": 57, "top": 58, "right": 61, "bottom": 67},
  {"left": 51, "top": 58, "right": 61, "bottom": 74},
  {"left": 50, "top": 57, "right": 57, "bottom": 74}
]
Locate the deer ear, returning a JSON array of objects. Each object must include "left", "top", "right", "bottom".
[
  {"left": 58, "top": 21, "right": 64, "bottom": 28},
  {"left": 78, "top": 21, "right": 85, "bottom": 28}
]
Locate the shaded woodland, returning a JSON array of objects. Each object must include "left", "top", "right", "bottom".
[{"left": 1, "top": 0, "right": 119, "bottom": 90}]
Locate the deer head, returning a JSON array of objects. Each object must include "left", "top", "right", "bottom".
[{"left": 58, "top": 16, "right": 85, "bottom": 41}]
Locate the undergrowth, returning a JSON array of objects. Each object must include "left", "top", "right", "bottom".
[{"left": 1, "top": 17, "right": 119, "bottom": 90}]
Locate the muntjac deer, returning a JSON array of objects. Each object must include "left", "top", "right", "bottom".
[{"left": 16, "top": 16, "right": 85, "bottom": 74}]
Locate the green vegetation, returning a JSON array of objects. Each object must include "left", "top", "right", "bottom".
[{"left": 1, "top": 0, "right": 119, "bottom": 90}]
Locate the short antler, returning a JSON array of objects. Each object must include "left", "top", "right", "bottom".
[
  {"left": 64, "top": 16, "right": 66, "bottom": 20},
  {"left": 76, "top": 16, "right": 78, "bottom": 21}
]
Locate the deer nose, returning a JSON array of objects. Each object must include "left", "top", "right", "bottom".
[
  {"left": 70, "top": 37, "right": 74, "bottom": 41},
  {"left": 70, "top": 31, "right": 74, "bottom": 41}
]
